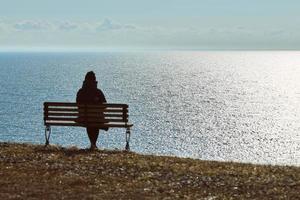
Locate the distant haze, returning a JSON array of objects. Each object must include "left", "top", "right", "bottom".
[{"left": 0, "top": 0, "right": 300, "bottom": 50}]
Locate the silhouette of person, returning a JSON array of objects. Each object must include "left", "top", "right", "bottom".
[{"left": 76, "top": 71, "right": 107, "bottom": 149}]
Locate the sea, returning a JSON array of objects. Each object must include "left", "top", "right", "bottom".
[{"left": 0, "top": 51, "right": 299, "bottom": 166}]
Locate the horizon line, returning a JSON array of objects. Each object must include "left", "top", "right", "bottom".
[{"left": 0, "top": 46, "right": 300, "bottom": 52}]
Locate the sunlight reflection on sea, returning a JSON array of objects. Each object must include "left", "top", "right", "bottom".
[{"left": 0, "top": 51, "right": 299, "bottom": 165}]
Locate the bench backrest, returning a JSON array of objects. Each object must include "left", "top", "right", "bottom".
[{"left": 44, "top": 102, "right": 129, "bottom": 128}]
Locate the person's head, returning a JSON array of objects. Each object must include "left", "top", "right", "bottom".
[{"left": 83, "top": 71, "right": 98, "bottom": 88}]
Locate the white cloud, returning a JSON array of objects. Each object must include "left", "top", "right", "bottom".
[
  {"left": 97, "top": 18, "right": 121, "bottom": 31},
  {"left": 268, "top": 30, "right": 285, "bottom": 37},
  {"left": 58, "top": 21, "right": 78, "bottom": 31},
  {"left": 14, "top": 20, "right": 51, "bottom": 31},
  {"left": 123, "top": 24, "right": 136, "bottom": 30},
  {"left": 96, "top": 18, "right": 136, "bottom": 31},
  {"left": 2, "top": 18, "right": 297, "bottom": 49},
  {"left": 2, "top": 19, "right": 139, "bottom": 33}
]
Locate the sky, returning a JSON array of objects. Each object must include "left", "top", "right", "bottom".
[{"left": 0, "top": 0, "right": 300, "bottom": 50}]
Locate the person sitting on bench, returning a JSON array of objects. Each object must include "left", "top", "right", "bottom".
[{"left": 76, "top": 71, "right": 108, "bottom": 150}]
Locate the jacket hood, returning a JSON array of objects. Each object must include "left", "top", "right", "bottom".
[{"left": 82, "top": 71, "right": 97, "bottom": 89}]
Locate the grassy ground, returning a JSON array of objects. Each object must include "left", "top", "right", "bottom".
[{"left": 0, "top": 142, "right": 299, "bottom": 199}]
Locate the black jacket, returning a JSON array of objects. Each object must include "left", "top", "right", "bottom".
[
  {"left": 76, "top": 88, "right": 106, "bottom": 104},
  {"left": 76, "top": 84, "right": 108, "bottom": 130}
]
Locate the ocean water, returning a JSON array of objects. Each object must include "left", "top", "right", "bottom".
[{"left": 0, "top": 51, "right": 299, "bottom": 166}]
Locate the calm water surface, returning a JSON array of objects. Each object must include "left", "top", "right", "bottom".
[{"left": 0, "top": 51, "right": 299, "bottom": 166}]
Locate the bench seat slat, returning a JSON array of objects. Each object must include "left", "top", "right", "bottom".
[
  {"left": 78, "top": 104, "right": 128, "bottom": 108},
  {"left": 45, "top": 117, "right": 126, "bottom": 123},
  {"left": 77, "top": 109, "right": 124, "bottom": 113},
  {"left": 45, "top": 102, "right": 128, "bottom": 108},
  {"left": 46, "top": 112, "right": 126, "bottom": 118},
  {"left": 47, "top": 108, "right": 78, "bottom": 112},
  {"left": 47, "top": 108, "right": 124, "bottom": 113},
  {"left": 45, "top": 122, "right": 133, "bottom": 128}
]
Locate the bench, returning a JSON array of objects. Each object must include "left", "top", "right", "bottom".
[{"left": 43, "top": 102, "right": 133, "bottom": 150}]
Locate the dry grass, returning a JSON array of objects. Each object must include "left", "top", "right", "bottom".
[{"left": 0, "top": 142, "right": 299, "bottom": 199}]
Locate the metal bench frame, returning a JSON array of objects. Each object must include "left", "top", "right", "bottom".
[{"left": 43, "top": 102, "right": 133, "bottom": 150}]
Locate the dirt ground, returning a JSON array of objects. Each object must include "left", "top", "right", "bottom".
[{"left": 0, "top": 143, "right": 299, "bottom": 199}]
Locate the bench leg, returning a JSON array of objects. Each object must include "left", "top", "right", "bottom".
[
  {"left": 45, "top": 126, "right": 51, "bottom": 146},
  {"left": 125, "top": 127, "right": 131, "bottom": 151}
]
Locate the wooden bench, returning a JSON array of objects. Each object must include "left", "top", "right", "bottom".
[{"left": 43, "top": 102, "right": 133, "bottom": 150}]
